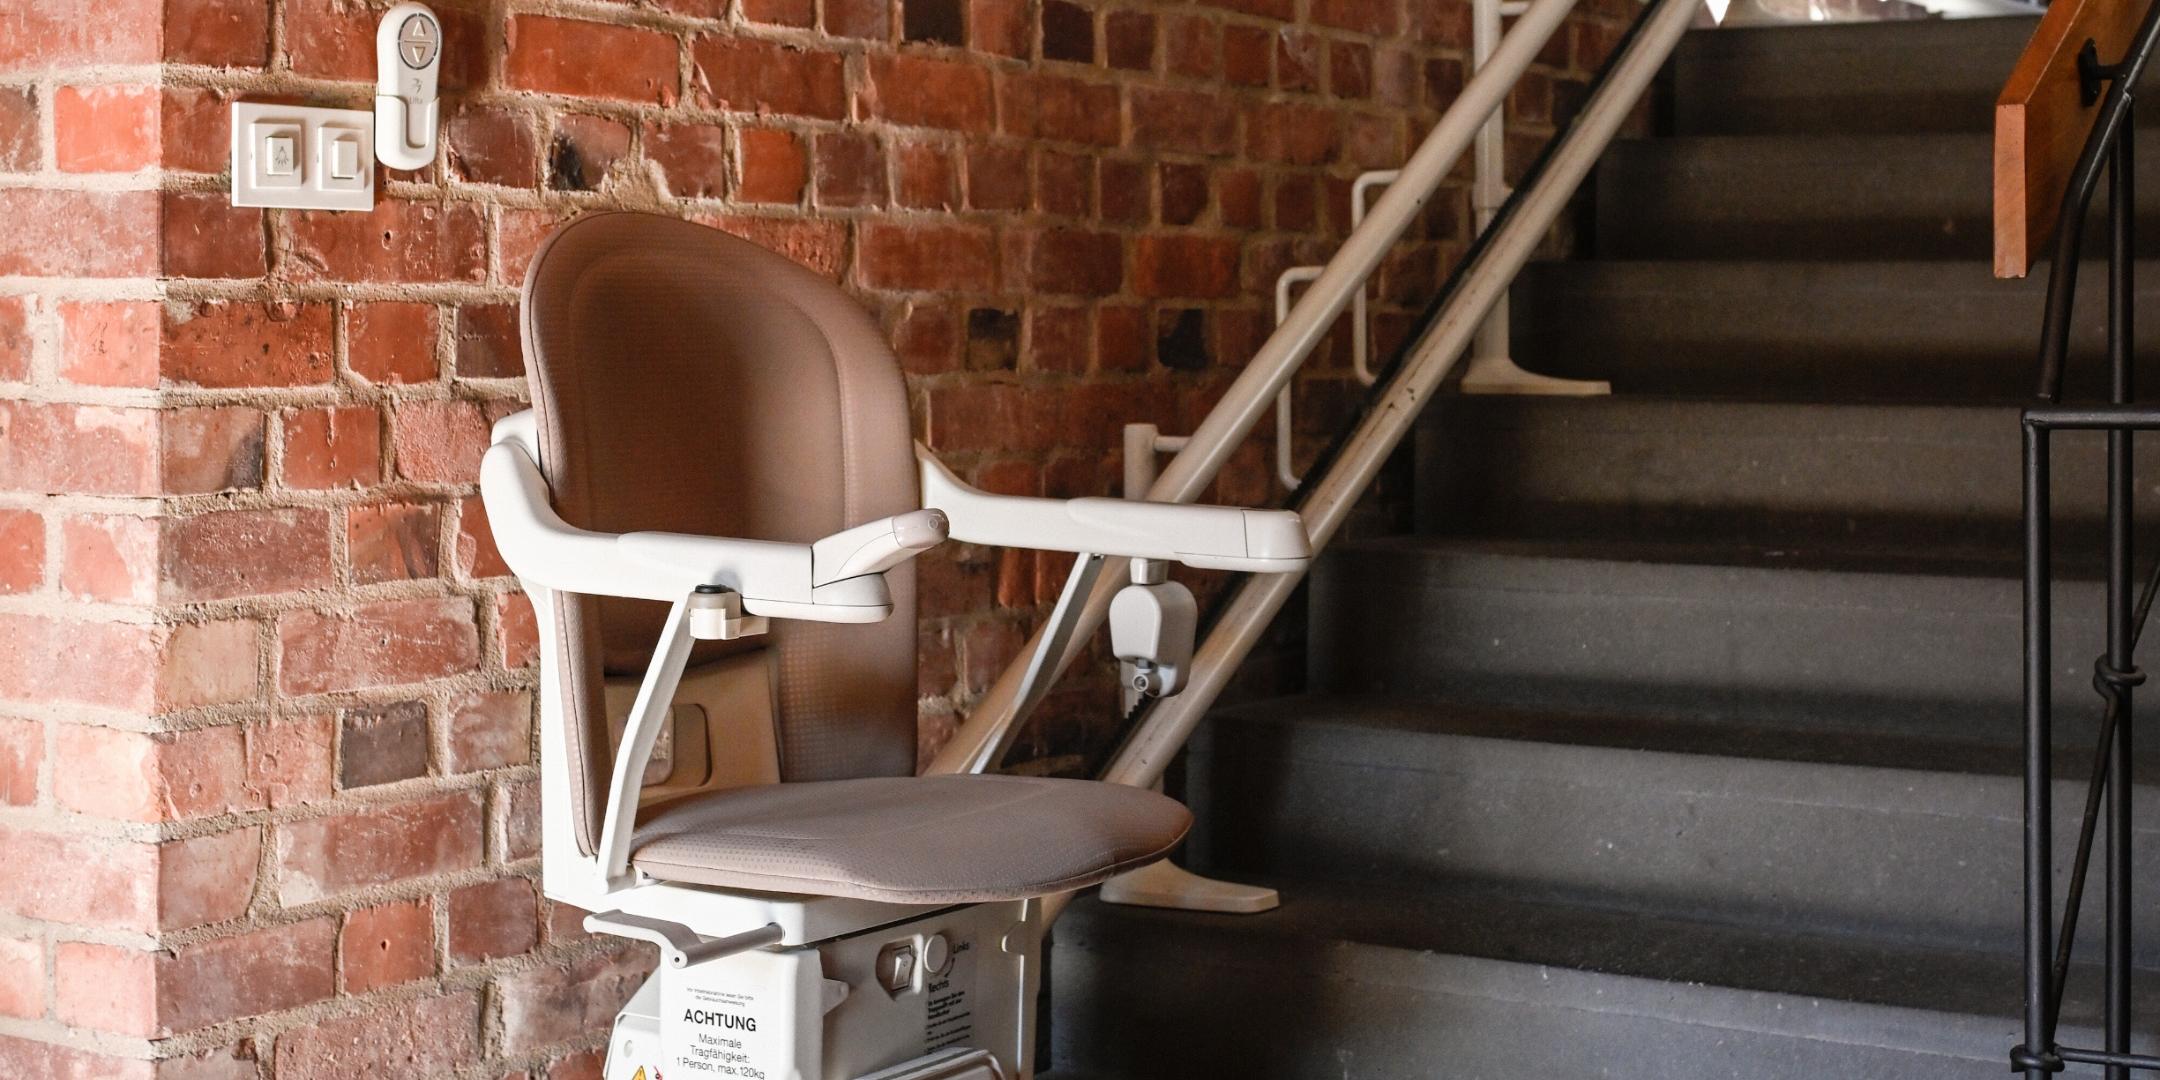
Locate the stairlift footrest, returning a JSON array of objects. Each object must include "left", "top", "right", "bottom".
[{"left": 854, "top": 1047, "right": 1008, "bottom": 1080}]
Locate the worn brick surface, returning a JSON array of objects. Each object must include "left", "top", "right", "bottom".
[{"left": 0, "top": 0, "right": 1635, "bottom": 1071}]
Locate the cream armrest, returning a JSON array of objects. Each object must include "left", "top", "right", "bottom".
[
  {"left": 916, "top": 443, "right": 1311, "bottom": 573},
  {"left": 481, "top": 413, "right": 944, "bottom": 622}
]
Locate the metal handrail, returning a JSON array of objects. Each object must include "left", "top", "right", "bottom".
[
  {"left": 924, "top": 0, "right": 1597, "bottom": 777},
  {"left": 2019, "top": 11, "right": 2160, "bottom": 1077}
]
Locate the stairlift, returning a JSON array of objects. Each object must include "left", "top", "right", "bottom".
[{"left": 480, "top": 212, "right": 1313, "bottom": 1080}]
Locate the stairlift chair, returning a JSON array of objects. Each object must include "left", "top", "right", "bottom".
[{"left": 479, "top": 212, "right": 1312, "bottom": 1080}]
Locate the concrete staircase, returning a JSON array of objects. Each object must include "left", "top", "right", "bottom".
[{"left": 1047, "top": 16, "right": 2160, "bottom": 1077}]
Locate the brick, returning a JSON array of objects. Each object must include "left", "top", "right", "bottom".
[
  {"left": 694, "top": 37, "right": 846, "bottom": 119},
  {"left": 56, "top": 942, "right": 154, "bottom": 1035},
  {"left": 447, "top": 690, "right": 531, "bottom": 772},
  {"left": 454, "top": 495, "right": 508, "bottom": 579},
  {"left": 276, "top": 992, "right": 482, "bottom": 1080},
  {"left": 1220, "top": 167, "right": 1263, "bottom": 228},
  {"left": 548, "top": 113, "right": 630, "bottom": 191},
  {"left": 1329, "top": 39, "right": 1372, "bottom": 98},
  {"left": 0, "top": 296, "right": 27, "bottom": 381},
  {"left": 1041, "top": 0, "right": 1094, "bottom": 62},
  {"left": 59, "top": 514, "right": 157, "bottom": 603},
  {"left": 157, "top": 1043, "right": 261, "bottom": 1080},
  {"left": 998, "top": 72, "right": 1120, "bottom": 146},
  {"left": 646, "top": 121, "right": 729, "bottom": 199},
  {"left": 1164, "top": 14, "right": 1219, "bottom": 78},
  {"left": 278, "top": 597, "right": 481, "bottom": 696},
  {"left": 0, "top": 825, "right": 158, "bottom": 930},
  {"left": 0, "top": 717, "right": 36, "bottom": 806},
  {"left": 0, "top": 0, "right": 158, "bottom": 68},
  {"left": 497, "top": 593, "right": 539, "bottom": 669},
  {"left": 163, "top": 406, "right": 265, "bottom": 494},
  {"left": 0, "top": 189, "right": 157, "bottom": 277},
  {"left": 1098, "top": 303, "right": 1150, "bottom": 371},
  {"left": 454, "top": 304, "right": 521, "bottom": 379},
  {"left": 158, "top": 828, "right": 260, "bottom": 930},
  {"left": 59, "top": 301, "right": 158, "bottom": 387},
  {"left": 699, "top": 215, "right": 848, "bottom": 279},
  {"left": 163, "top": 508, "right": 333, "bottom": 601},
  {"left": 738, "top": 127, "right": 806, "bottom": 204},
  {"left": 1099, "top": 157, "right": 1148, "bottom": 222},
  {"left": 965, "top": 308, "right": 1019, "bottom": 372},
  {"left": 164, "top": 0, "right": 270, "bottom": 66},
  {"left": 54, "top": 85, "right": 157, "bottom": 172},
  {"left": 0, "top": 89, "right": 37, "bottom": 172},
  {"left": 1224, "top": 24, "right": 1271, "bottom": 86},
  {"left": 906, "top": 0, "right": 965, "bottom": 42},
  {"left": 499, "top": 948, "right": 650, "bottom": 1054},
  {"left": 1131, "top": 87, "right": 1235, "bottom": 155},
  {"left": 814, "top": 131, "right": 886, "bottom": 208},
  {"left": 507, "top": 16, "right": 678, "bottom": 104},
  {"left": 159, "top": 918, "right": 336, "bottom": 1033},
  {"left": 288, "top": 200, "right": 486, "bottom": 283},
  {"left": 894, "top": 140, "right": 959, "bottom": 210},
  {"left": 0, "top": 936, "right": 37, "bottom": 1020},
  {"left": 1011, "top": 227, "right": 1124, "bottom": 294},
  {"left": 872, "top": 53, "right": 994, "bottom": 132},
  {"left": 858, "top": 223, "right": 995, "bottom": 292},
  {"left": 0, "top": 511, "right": 37, "bottom": 595},
  {"left": 894, "top": 303, "right": 960, "bottom": 374},
  {"left": 1247, "top": 101, "right": 1342, "bottom": 165},
  {"left": 1312, "top": 0, "right": 1398, "bottom": 35},
  {"left": 550, "top": 1050, "right": 606, "bottom": 1080},
  {"left": 449, "top": 877, "right": 538, "bottom": 962},
  {"left": 393, "top": 399, "right": 490, "bottom": 484},
  {"left": 1273, "top": 28, "right": 1321, "bottom": 90},
  {"left": 500, "top": 210, "right": 570, "bottom": 282},
  {"left": 824, "top": 0, "right": 891, "bottom": 39},
  {"left": 0, "top": 615, "right": 158, "bottom": 712},
  {"left": 285, "top": 0, "right": 373, "bottom": 78},
  {"left": 1106, "top": 11, "right": 1154, "bottom": 69},
  {"left": 348, "top": 502, "right": 441, "bottom": 585},
  {"left": 348, "top": 301, "right": 440, "bottom": 385},
  {"left": 282, "top": 406, "right": 380, "bottom": 489},
  {"left": 1161, "top": 162, "right": 1210, "bottom": 225},
  {"left": 1035, "top": 149, "right": 1089, "bottom": 215},
  {"left": 505, "top": 779, "right": 542, "bottom": 859},
  {"left": 163, "top": 300, "right": 333, "bottom": 388},
  {"left": 339, "top": 898, "right": 434, "bottom": 994},
  {"left": 243, "top": 715, "right": 332, "bottom": 810},
  {"left": 158, "top": 619, "right": 260, "bottom": 710},
  {"left": 970, "top": 0, "right": 1028, "bottom": 56},
  {"left": 0, "top": 401, "right": 160, "bottom": 496},
  {"left": 275, "top": 790, "right": 484, "bottom": 903},
  {"left": 925, "top": 382, "right": 1025, "bottom": 453},
  {"left": 56, "top": 724, "right": 268, "bottom": 823},
  {"left": 165, "top": 193, "right": 265, "bottom": 279},
  {"left": 1027, "top": 305, "right": 1090, "bottom": 373},
  {"left": 966, "top": 144, "right": 1029, "bottom": 210},
  {"left": 339, "top": 700, "right": 430, "bottom": 788},
  {"left": 0, "top": 1035, "right": 155, "bottom": 1080},
  {"left": 161, "top": 85, "right": 234, "bottom": 173},
  {"left": 447, "top": 106, "right": 541, "bottom": 187},
  {"left": 739, "top": 0, "right": 813, "bottom": 24}
]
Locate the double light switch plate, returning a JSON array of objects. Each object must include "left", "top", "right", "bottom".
[{"left": 229, "top": 102, "right": 375, "bottom": 211}]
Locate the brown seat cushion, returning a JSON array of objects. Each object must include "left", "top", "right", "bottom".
[{"left": 631, "top": 774, "right": 1192, "bottom": 904}]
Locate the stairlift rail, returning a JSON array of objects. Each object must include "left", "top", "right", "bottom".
[{"left": 925, "top": 0, "right": 1592, "bottom": 777}]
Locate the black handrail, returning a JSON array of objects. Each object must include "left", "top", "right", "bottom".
[{"left": 2020, "top": 15, "right": 2160, "bottom": 1080}]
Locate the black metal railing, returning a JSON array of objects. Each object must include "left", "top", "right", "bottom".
[{"left": 2020, "top": 11, "right": 2160, "bottom": 1078}]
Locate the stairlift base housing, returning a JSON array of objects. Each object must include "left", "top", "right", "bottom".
[{"left": 483, "top": 212, "right": 1311, "bottom": 1080}]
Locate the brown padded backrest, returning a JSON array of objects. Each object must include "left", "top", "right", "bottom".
[{"left": 521, "top": 212, "right": 921, "bottom": 856}]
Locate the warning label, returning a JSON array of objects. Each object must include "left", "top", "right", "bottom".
[
  {"left": 668, "top": 984, "right": 776, "bottom": 1079},
  {"left": 924, "top": 938, "right": 975, "bottom": 1052}
]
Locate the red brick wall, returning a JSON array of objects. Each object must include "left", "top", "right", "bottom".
[{"left": 0, "top": 0, "right": 1632, "bottom": 1074}]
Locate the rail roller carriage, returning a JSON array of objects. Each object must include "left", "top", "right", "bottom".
[{"left": 480, "top": 212, "right": 1313, "bottom": 1080}]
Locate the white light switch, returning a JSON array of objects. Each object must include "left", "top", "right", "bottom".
[{"left": 230, "top": 103, "right": 374, "bottom": 211}]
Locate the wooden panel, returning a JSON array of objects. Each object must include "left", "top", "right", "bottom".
[{"left": 1995, "top": 0, "right": 2142, "bottom": 278}]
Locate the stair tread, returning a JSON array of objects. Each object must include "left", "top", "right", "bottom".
[
  {"left": 1333, "top": 531, "right": 2026, "bottom": 580},
  {"left": 1061, "top": 873, "right": 2134, "bottom": 1029}
]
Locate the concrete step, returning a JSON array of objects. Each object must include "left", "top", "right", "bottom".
[
  {"left": 1508, "top": 259, "right": 2160, "bottom": 400},
  {"left": 1051, "top": 873, "right": 2151, "bottom": 1078},
  {"left": 1178, "top": 695, "right": 2160, "bottom": 959},
  {"left": 1593, "top": 133, "right": 2160, "bottom": 261},
  {"left": 1307, "top": 535, "right": 2113, "bottom": 722},
  {"left": 1411, "top": 395, "right": 2160, "bottom": 554},
  {"left": 1670, "top": 17, "right": 2041, "bottom": 137}
]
